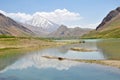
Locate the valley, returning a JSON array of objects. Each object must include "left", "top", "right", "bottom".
[{"left": 0, "top": 2, "right": 120, "bottom": 80}]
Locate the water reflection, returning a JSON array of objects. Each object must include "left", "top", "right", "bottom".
[
  {"left": 0, "top": 40, "right": 107, "bottom": 72},
  {"left": 0, "top": 53, "right": 24, "bottom": 71},
  {"left": 0, "top": 53, "right": 80, "bottom": 73},
  {"left": 96, "top": 39, "right": 120, "bottom": 60},
  {"left": 0, "top": 39, "right": 120, "bottom": 80},
  {"left": 0, "top": 53, "right": 120, "bottom": 80}
]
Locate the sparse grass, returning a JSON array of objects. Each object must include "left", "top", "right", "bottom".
[
  {"left": 81, "top": 28, "right": 120, "bottom": 39},
  {"left": 81, "top": 16, "right": 120, "bottom": 39},
  {"left": 0, "top": 36, "right": 68, "bottom": 57},
  {"left": 0, "top": 35, "right": 15, "bottom": 38}
]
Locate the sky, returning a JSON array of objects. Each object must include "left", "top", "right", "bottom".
[{"left": 0, "top": 0, "right": 120, "bottom": 28}]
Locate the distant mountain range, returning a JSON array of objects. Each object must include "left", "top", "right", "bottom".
[
  {"left": 2, "top": 6, "right": 120, "bottom": 39},
  {"left": 0, "top": 12, "right": 91, "bottom": 38},
  {"left": 82, "top": 7, "right": 120, "bottom": 38},
  {"left": 49, "top": 25, "right": 91, "bottom": 38},
  {"left": 0, "top": 13, "right": 34, "bottom": 37}
]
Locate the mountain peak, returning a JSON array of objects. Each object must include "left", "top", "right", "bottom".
[
  {"left": 49, "top": 25, "right": 91, "bottom": 38},
  {"left": 26, "top": 14, "right": 59, "bottom": 33},
  {"left": 116, "top": 7, "right": 120, "bottom": 12},
  {"left": 58, "top": 25, "right": 68, "bottom": 30}
]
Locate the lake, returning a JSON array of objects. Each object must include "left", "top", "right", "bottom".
[{"left": 0, "top": 39, "right": 120, "bottom": 80}]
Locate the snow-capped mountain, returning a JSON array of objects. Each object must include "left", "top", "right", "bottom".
[{"left": 26, "top": 14, "right": 59, "bottom": 33}]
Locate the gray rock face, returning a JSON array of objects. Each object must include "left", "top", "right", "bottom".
[
  {"left": 96, "top": 7, "right": 120, "bottom": 30},
  {"left": 49, "top": 25, "right": 92, "bottom": 38},
  {"left": 0, "top": 13, "right": 34, "bottom": 36}
]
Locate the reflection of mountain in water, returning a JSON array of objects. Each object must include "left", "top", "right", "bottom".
[
  {"left": 0, "top": 53, "right": 24, "bottom": 71},
  {"left": 0, "top": 40, "right": 112, "bottom": 73},
  {"left": 0, "top": 53, "right": 80, "bottom": 73},
  {"left": 96, "top": 39, "right": 120, "bottom": 60}
]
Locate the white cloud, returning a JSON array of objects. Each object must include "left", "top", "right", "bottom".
[
  {"left": 0, "top": 10, "right": 6, "bottom": 14},
  {"left": 34, "top": 9, "right": 82, "bottom": 24},
  {"left": 69, "top": 22, "right": 100, "bottom": 29},
  {"left": 0, "top": 10, "right": 32, "bottom": 23},
  {"left": 84, "top": 22, "right": 100, "bottom": 29},
  {"left": 8, "top": 13, "right": 32, "bottom": 23},
  {"left": 0, "top": 9, "right": 99, "bottom": 29},
  {"left": 0, "top": 9, "right": 82, "bottom": 24}
]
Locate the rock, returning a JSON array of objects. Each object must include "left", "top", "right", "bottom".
[
  {"left": 42, "top": 56, "right": 65, "bottom": 61},
  {"left": 58, "top": 57, "right": 64, "bottom": 60}
]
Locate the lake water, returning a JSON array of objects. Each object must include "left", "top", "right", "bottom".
[{"left": 0, "top": 39, "right": 120, "bottom": 80}]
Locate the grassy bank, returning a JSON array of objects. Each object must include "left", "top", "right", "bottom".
[
  {"left": 82, "top": 29, "right": 120, "bottom": 39},
  {"left": 0, "top": 37, "right": 67, "bottom": 56}
]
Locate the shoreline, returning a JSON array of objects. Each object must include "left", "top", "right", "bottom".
[
  {"left": 0, "top": 38, "right": 120, "bottom": 69},
  {"left": 0, "top": 38, "right": 68, "bottom": 56},
  {"left": 75, "top": 59, "right": 120, "bottom": 69},
  {"left": 42, "top": 56, "right": 120, "bottom": 69}
]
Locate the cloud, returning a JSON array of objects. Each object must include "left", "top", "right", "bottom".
[
  {"left": 0, "top": 10, "right": 6, "bottom": 14},
  {"left": 84, "top": 22, "right": 100, "bottom": 29},
  {"left": 8, "top": 13, "right": 32, "bottom": 23},
  {"left": 69, "top": 22, "right": 100, "bottom": 29},
  {"left": 0, "top": 10, "right": 32, "bottom": 23},
  {"left": 34, "top": 9, "right": 82, "bottom": 24},
  {"left": 0, "top": 9, "right": 82, "bottom": 24},
  {"left": 0, "top": 9, "right": 99, "bottom": 29}
]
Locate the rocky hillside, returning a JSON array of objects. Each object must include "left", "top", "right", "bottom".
[
  {"left": 82, "top": 7, "right": 120, "bottom": 38},
  {"left": 0, "top": 13, "right": 34, "bottom": 37},
  {"left": 49, "top": 25, "right": 92, "bottom": 38},
  {"left": 96, "top": 7, "right": 120, "bottom": 31}
]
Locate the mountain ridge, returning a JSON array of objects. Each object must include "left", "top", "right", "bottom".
[
  {"left": 0, "top": 13, "right": 34, "bottom": 37},
  {"left": 49, "top": 25, "right": 92, "bottom": 38},
  {"left": 96, "top": 7, "right": 120, "bottom": 31},
  {"left": 82, "top": 7, "right": 120, "bottom": 38}
]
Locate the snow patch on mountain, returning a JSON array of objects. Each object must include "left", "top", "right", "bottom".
[{"left": 26, "top": 14, "right": 59, "bottom": 33}]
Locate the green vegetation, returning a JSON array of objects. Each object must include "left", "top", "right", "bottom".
[
  {"left": 97, "top": 39, "right": 120, "bottom": 60},
  {"left": 0, "top": 35, "right": 15, "bottom": 38},
  {"left": 0, "top": 35, "right": 68, "bottom": 57},
  {"left": 82, "top": 15, "right": 120, "bottom": 39},
  {"left": 0, "top": 48, "right": 26, "bottom": 70},
  {"left": 82, "top": 28, "right": 120, "bottom": 39},
  {"left": 101, "top": 16, "right": 120, "bottom": 31}
]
